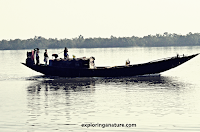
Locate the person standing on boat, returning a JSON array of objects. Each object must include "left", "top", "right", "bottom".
[
  {"left": 44, "top": 49, "right": 48, "bottom": 66},
  {"left": 64, "top": 47, "right": 69, "bottom": 59},
  {"left": 36, "top": 48, "right": 40, "bottom": 65}
]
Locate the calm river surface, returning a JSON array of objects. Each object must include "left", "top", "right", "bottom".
[{"left": 0, "top": 46, "right": 200, "bottom": 132}]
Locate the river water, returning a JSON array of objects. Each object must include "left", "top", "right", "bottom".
[{"left": 0, "top": 46, "right": 200, "bottom": 132}]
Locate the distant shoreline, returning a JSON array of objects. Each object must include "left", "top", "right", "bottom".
[
  {"left": 1, "top": 33, "right": 200, "bottom": 50},
  {"left": 1, "top": 45, "right": 200, "bottom": 51}
]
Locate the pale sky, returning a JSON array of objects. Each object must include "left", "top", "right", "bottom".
[{"left": 1, "top": 0, "right": 200, "bottom": 40}]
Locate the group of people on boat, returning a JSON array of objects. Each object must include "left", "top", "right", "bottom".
[{"left": 34, "top": 47, "right": 69, "bottom": 65}]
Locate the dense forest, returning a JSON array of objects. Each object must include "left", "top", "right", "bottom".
[{"left": 1, "top": 32, "right": 200, "bottom": 50}]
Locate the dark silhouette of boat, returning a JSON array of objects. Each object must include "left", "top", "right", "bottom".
[{"left": 21, "top": 50, "right": 199, "bottom": 77}]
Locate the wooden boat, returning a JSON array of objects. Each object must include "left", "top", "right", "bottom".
[{"left": 21, "top": 50, "right": 199, "bottom": 77}]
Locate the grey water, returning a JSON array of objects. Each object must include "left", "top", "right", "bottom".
[{"left": 0, "top": 46, "right": 200, "bottom": 132}]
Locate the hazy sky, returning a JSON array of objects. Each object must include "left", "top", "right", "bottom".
[{"left": 1, "top": 0, "right": 200, "bottom": 40}]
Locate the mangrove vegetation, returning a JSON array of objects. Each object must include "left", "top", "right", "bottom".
[{"left": 1, "top": 32, "right": 200, "bottom": 50}]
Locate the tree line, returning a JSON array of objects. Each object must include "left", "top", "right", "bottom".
[{"left": 1, "top": 32, "right": 200, "bottom": 50}]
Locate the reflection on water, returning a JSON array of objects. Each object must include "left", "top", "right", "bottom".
[
  {"left": 26, "top": 75, "right": 191, "bottom": 94},
  {"left": 96, "top": 75, "right": 192, "bottom": 90},
  {"left": 27, "top": 77, "right": 96, "bottom": 93},
  {"left": 26, "top": 77, "right": 97, "bottom": 131},
  {"left": 24, "top": 75, "right": 196, "bottom": 131}
]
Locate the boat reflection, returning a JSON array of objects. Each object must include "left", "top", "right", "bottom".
[
  {"left": 26, "top": 75, "right": 191, "bottom": 94},
  {"left": 26, "top": 76, "right": 96, "bottom": 94},
  {"left": 96, "top": 75, "right": 191, "bottom": 90},
  {"left": 26, "top": 77, "right": 97, "bottom": 128},
  {"left": 25, "top": 75, "right": 191, "bottom": 127}
]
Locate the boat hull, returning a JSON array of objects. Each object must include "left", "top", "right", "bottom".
[{"left": 22, "top": 54, "right": 199, "bottom": 77}]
